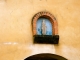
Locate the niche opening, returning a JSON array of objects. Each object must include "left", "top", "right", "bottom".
[{"left": 32, "top": 11, "right": 59, "bottom": 44}]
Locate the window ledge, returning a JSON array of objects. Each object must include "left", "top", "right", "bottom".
[{"left": 34, "top": 35, "right": 59, "bottom": 44}]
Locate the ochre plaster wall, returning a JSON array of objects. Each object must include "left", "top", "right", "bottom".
[{"left": 0, "top": 0, "right": 80, "bottom": 60}]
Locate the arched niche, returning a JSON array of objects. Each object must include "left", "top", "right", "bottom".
[
  {"left": 37, "top": 17, "right": 52, "bottom": 35},
  {"left": 32, "top": 11, "right": 59, "bottom": 44},
  {"left": 24, "top": 53, "right": 67, "bottom": 60}
]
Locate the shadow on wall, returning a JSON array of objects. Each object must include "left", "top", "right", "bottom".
[{"left": 24, "top": 53, "right": 67, "bottom": 60}]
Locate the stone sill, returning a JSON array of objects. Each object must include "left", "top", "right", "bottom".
[{"left": 33, "top": 35, "right": 59, "bottom": 44}]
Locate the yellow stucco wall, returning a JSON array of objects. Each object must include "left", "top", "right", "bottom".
[{"left": 0, "top": 0, "right": 80, "bottom": 60}]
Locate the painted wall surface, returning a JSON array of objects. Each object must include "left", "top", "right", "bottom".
[{"left": 0, "top": 0, "right": 80, "bottom": 60}]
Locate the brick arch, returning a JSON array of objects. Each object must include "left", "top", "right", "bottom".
[{"left": 32, "top": 11, "right": 58, "bottom": 35}]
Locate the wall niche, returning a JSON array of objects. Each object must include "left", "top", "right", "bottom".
[{"left": 32, "top": 11, "right": 59, "bottom": 44}]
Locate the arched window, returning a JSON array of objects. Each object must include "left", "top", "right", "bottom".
[{"left": 32, "top": 11, "right": 59, "bottom": 44}]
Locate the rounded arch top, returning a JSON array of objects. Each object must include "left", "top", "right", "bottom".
[
  {"left": 32, "top": 11, "right": 58, "bottom": 35},
  {"left": 32, "top": 11, "right": 56, "bottom": 21},
  {"left": 24, "top": 53, "right": 67, "bottom": 60}
]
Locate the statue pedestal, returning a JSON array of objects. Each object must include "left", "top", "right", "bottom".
[{"left": 33, "top": 35, "right": 59, "bottom": 44}]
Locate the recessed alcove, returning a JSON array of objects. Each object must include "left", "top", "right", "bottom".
[
  {"left": 37, "top": 17, "right": 52, "bottom": 35},
  {"left": 32, "top": 11, "right": 59, "bottom": 44}
]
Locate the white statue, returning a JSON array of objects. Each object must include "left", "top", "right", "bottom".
[{"left": 41, "top": 20, "right": 47, "bottom": 35}]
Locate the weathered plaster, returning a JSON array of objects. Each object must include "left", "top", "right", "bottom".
[{"left": 0, "top": 0, "right": 80, "bottom": 60}]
